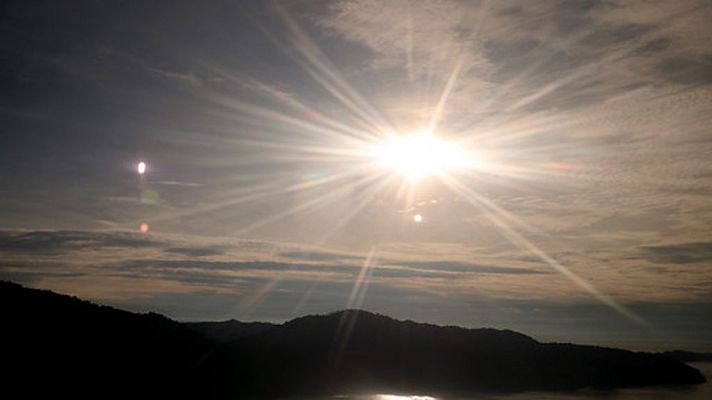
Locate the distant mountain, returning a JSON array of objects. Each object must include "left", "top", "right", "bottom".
[
  {"left": 191, "top": 310, "right": 707, "bottom": 398},
  {"left": 1, "top": 281, "right": 706, "bottom": 399},
  {"left": 184, "top": 319, "right": 276, "bottom": 342}
]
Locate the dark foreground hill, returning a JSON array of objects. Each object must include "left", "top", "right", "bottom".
[
  {"left": 1, "top": 280, "right": 211, "bottom": 398},
  {"left": 1, "top": 281, "right": 705, "bottom": 399}
]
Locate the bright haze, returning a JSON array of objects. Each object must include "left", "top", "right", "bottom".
[{"left": 1, "top": 0, "right": 711, "bottom": 352}]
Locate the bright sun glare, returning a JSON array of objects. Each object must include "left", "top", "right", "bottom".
[{"left": 372, "top": 132, "right": 474, "bottom": 180}]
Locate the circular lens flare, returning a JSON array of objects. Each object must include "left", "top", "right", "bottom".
[
  {"left": 137, "top": 161, "right": 147, "bottom": 175},
  {"left": 414, "top": 214, "right": 423, "bottom": 223}
]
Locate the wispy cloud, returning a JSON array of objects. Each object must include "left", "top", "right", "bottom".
[
  {"left": 638, "top": 242, "right": 712, "bottom": 264},
  {"left": 0, "top": 230, "right": 167, "bottom": 254}
]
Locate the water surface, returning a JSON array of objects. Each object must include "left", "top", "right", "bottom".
[{"left": 291, "top": 362, "right": 712, "bottom": 400}]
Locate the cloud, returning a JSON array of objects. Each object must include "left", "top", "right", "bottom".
[
  {"left": 3, "top": 228, "right": 712, "bottom": 351},
  {"left": 105, "top": 269, "right": 265, "bottom": 290},
  {"left": 147, "top": 66, "right": 204, "bottom": 88},
  {"left": 654, "top": 54, "right": 712, "bottom": 85},
  {"left": 633, "top": 37, "right": 672, "bottom": 55},
  {"left": 0, "top": 270, "right": 86, "bottom": 284},
  {"left": 0, "top": 230, "right": 166, "bottom": 254},
  {"left": 385, "top": 261, "right": 548, "bottom": 275},
  {"left": 319, "top": 0, "right": 712, "bottom": 121},
  {"left": 318, "top": 0, "right": 484, "bottom": 75},
  {"left": 638, "top": 242, "right": 712, "bottom": 264},
  {"left": 0, "top": 230, "right": 265, "bottom": 259},
  {"left": 114, "top": 259, "right": 348, "bottom": 272},
  {"left": 0, "top": 229, "right": 548, "bottom": 302},
  {"left": 106, "top": 258, "right": 518, "bottom": 281},
  {"left": 163, "top": 246, "right": 227, "bottom": 257},
  {"left": 278, "top": 250, "right": 364, "bottom": 262},
  {"left": 153, "top": 181, "right": 203, "bottom": 187}
]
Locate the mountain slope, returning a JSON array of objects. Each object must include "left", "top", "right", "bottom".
[{"left": 1, "top": 280, "right": 211, "bottom": 398}]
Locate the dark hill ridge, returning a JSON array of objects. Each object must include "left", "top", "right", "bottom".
[
  {"left": 193, "top": 309, "right": 705, "bottom": 397},
  {"left": 185, "top": 319, "right": 276, "bottom": 342},
  {"left": 0, "top": 281, "right": 706, "bottom": 399}
]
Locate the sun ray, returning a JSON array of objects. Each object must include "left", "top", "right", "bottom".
[
  {"left": 144, "top": 165, "right": 361, "bottom": 227},
  {"left": 205, "top": 64, "right": 381, "bottom": 142},
  {"left": 239, "top": 279, "right": 280, "bottom": 319},
  {"left": 438, "top": 174, "right": 648, "bottom": 327},
  {"left": 347, "top": 247, "right": 377, "bottom": 310},
  {"left": 234, "top": 170, "right": 387, "bottom": 236},
  {"left": 270, "top": 3, "right": 395, "bottom": 136},
  {"left": 405, "top": 7, "right": 414, "bottom": 81},
  {"left": 467, "top": 15, "right": 613, "bottom": 120},
  {"left": 208, "top": 95, "right": 380, "bottom": 146},
  {"left": 392, "top": 172, "right": 416, "bottom": 211},
  {"left": 317, "top": 173, "right": 398, "bottom": 245},
  {"left": 428, "top": 59, "right": 464, "bottom": 135},
  {"left": 292, "top": 278, "right": 321, "bottom": 316},
  {"left": 330, "top": 247, "right": 378, "bottom": 369}
]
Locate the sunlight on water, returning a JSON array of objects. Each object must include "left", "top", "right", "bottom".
[
  {"left": 293, "top": 363, "right": 712, "bottom": 400},
  {"left": 374, "top": 395, "right": 437, "bottom": 400}
]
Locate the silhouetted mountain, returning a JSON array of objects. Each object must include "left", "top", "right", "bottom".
[
  {"left": 185, "top": 319, "right": 276, "bottom": 342},
  {"left": 190, "top": 309, "right": 706, "bottom": 398},
  {"left": 1, "top": 281, "right": 706, "bottom": 399},
  {"left": 661, "top": 350, "right": 712, "bottom": 363},
  {"left": 1, "top": 280, "right": 211, "bottom": 399}
]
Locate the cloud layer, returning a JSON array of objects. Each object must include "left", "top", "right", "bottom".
[{"left": 2, "top": 229, "right": 712, "bottom": 350}]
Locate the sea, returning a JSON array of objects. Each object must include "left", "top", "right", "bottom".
[{"left": 288, "top": 363, "right": 712, "bottom": 400}]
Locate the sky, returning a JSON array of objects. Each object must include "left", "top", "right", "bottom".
[{"left": 2, "top": 0, "right": 712, "bottom": 351}]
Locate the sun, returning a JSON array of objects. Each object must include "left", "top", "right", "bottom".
[{"left": 371, "top": 132, "right": 474, "bottom": 180}]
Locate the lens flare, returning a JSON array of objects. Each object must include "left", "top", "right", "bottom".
[{"left": 137, "top": 161, "right": 147, "bottom": 175}]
